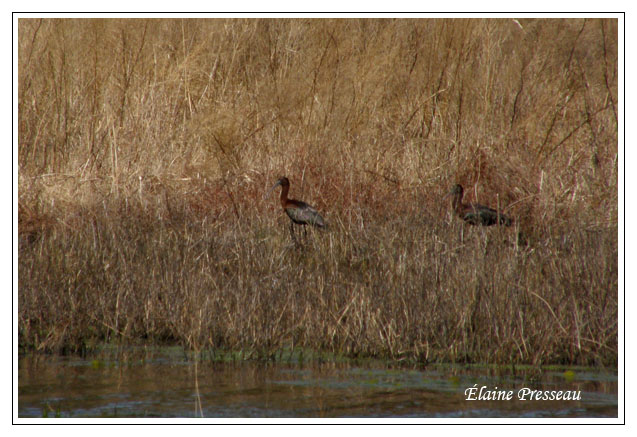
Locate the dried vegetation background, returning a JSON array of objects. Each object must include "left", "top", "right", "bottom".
[{"left": 18, "top": 18, "right": 618, "bottom": 366}]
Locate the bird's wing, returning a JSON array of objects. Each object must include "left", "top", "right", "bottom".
[
  {"left": 465, "top": 203, "right": 510, "bottom": 226},
  {"left": 286, "top": 200, "right": 326, "bottom": 227}
]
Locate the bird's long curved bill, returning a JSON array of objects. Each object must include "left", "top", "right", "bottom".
[{"left": 265, "top": 180, "right": 282, "bottom": 199}]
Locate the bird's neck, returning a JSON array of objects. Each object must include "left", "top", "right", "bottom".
[
  {"left": 279, "top": 184, "right": 290, "bottom": 208},
  {"left": 451, "top": 192, "right": 464, "bottom": 213}
]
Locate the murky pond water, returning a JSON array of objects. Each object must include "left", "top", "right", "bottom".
[{"left": 18, "top": 349, "right": 617, "bottom": 418}]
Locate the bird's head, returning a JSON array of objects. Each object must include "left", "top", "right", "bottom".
[
  {"left": 266, "top": 176, "right": 290, "bottom": 198},
  {"left": 444, "top": 184, "right": 464, "bottom": 200}
]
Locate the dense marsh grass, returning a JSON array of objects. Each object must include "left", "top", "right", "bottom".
[{"left": 18, "top": 18, "right": 618, "bottom": 366}]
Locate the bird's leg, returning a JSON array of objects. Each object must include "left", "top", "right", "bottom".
[{"left": 289, "top": 222, "right": 299, "bottom": 245}]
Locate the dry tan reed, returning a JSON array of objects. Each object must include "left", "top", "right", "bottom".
[{"left": 18, "top": 18, "right": 617, "bottom": 366}]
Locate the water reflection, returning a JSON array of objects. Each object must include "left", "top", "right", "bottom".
[{"left": 18, "top": 350, "right": 617, "bottom": 418}]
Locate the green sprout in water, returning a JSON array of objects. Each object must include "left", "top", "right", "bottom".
[{"left": 563, "top": 370, "right": 576, "bottom": 382}]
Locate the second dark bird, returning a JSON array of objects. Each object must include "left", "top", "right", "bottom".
[{"left": 445, "top": 184, "right": 512, "bottom": 226}]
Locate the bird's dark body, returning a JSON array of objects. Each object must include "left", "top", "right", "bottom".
[
  {"left": 460, "top": 203, "right": 512, "bottom": 226},
  {"left": 285, "top": 200, "right": 326, "bottom": 228},
  {"left": 447, "top": 184, "right": 512, "bottom": 227}
]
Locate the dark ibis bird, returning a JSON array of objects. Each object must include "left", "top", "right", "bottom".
[
  {"left": 267, "top": 176, "right": 327, "bottom": 242},
  {"left": 445, "top": 184, "right": 512, "bottom": 226}
]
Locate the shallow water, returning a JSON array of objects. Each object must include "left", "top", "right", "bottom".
[{"left": 18, "top": 349, "right": 617, "bottom": 418}]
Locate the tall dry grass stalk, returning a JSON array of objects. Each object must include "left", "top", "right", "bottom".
[{"left": 18, "top": 18, "right": 617, "bottom": 366}]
